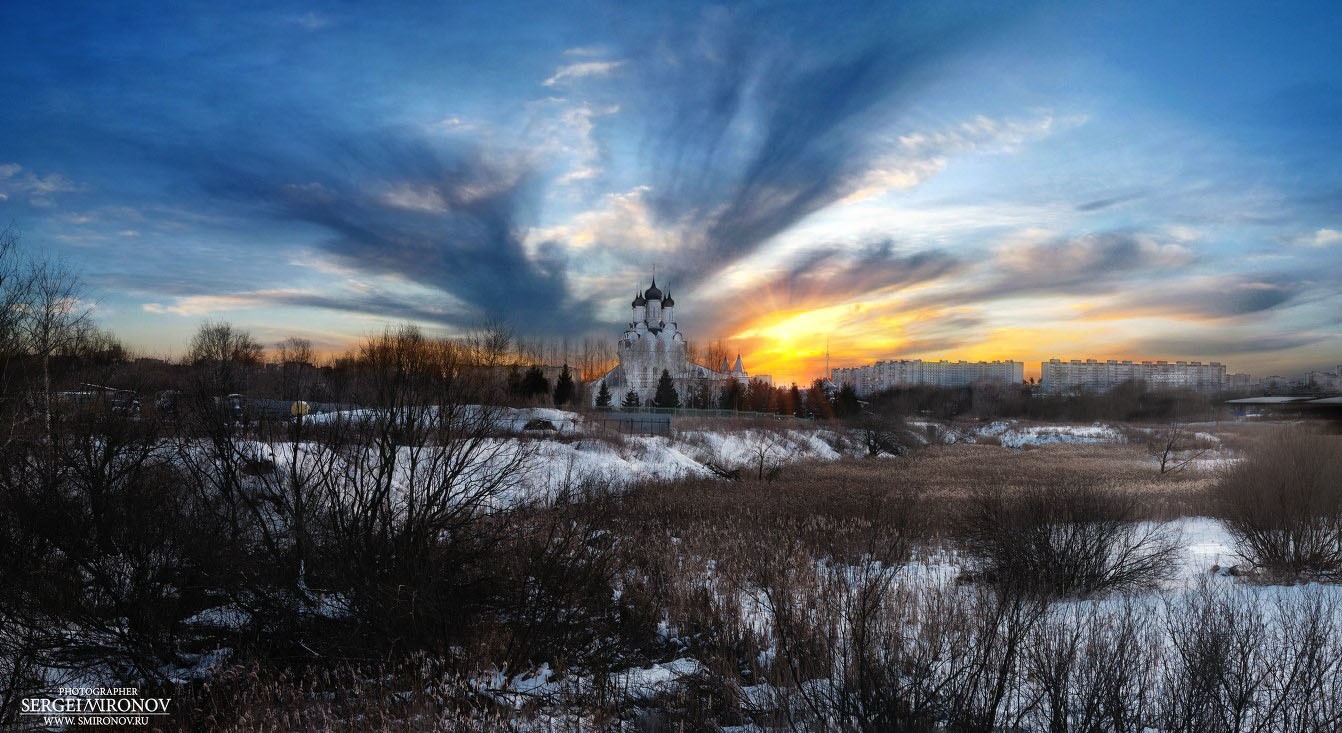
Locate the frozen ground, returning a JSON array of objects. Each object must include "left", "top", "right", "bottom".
[
  {"left": 909, "top": 419, "right": 1128, "bottom": 448},
  {"left": 469, "top": 514, "right": 1342, "bottom": 721},
  {"left": 289, "top": 406, "right": 852, "bottom": 499}
]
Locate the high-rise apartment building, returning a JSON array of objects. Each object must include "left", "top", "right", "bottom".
[
  {"left": 1039, "top": 358, "right": 1228, "bottom": 394},
  {"left": 833, "top": 359, "right": 1024, "bottom": 397}
]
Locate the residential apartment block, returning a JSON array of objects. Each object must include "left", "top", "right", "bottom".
[
  {"left": 833, "top": 359, "right": 1025, "bottom": 397},
  {"left": 1039, "top": 358, "right": 1228, "bottom": 394},
  {"left": 1307, "top": 365, "right": 1342, "bottom": 392}
]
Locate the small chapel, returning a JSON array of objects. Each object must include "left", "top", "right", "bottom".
[{"left": 594, "top": 278, "right": 748, "bottom": 406}]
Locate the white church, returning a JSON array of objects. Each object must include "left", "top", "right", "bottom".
[{"left": 594, "top": 278, "right": 751, "bottom": 406}]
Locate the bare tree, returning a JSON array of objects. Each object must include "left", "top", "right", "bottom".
[
  {"left": 746, "top": 427, "right": 787, "bottom": 481},
  {"left": 854, "top": 413, "right": 908, "bottom": 457},
  {"left": 0, "top": 225, "right": 32, "bottom": 445},
  {"left": 275, "top": 336, "right": 314, "bottom": 399},
  {"left": 468, "top": 317, "right": 513, "bottom": 369},
  {"left": 306, "top": 325, "right": 539, "bottom": 651},
  {"left": 20, "top": 255, "right": 94, "bottom": 440},
  {"left": 1148, "top": 421, "right": 1211, "bottom": 474},
  {"left": 704, "top": 339, "right": 729, "bottom": 373},
  {"left": 187, "top": 321, "right": 263, "bottom": 396}
]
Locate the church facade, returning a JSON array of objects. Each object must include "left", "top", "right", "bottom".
[{"left": 595, "top": 279, "right": 748, "bottom": 406}]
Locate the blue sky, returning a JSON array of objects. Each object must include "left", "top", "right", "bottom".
[{"left": 1, "top": 1, "right": 1339, "bottom": 382}]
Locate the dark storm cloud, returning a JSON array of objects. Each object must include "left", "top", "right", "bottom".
[
  {"left": 623, "top": 4, "right": 1011, "bottom": 283},
  {"left": 1111, "top": 276, "right": 1299, "bottom": 320},
  {"left": 902, "top": 230, "right": 1193, "bottom": 313},
  {"left": 174, "top": 128, "right": 599, "bottom": 333},
  {"left": 681, "top": 240, "right": 963, "bottom": 337},
  {"left": 1131, "top": 333, "right": 1324, "bottom": 356},
  {"left": 775, "top": 240, "right": 963, "bottom": 306},
  {"left": 244, "top": 290, "right": 472, "bottom": 326},
  {"left": 995, "top": 231, "right": 1190, "bottom": 290},
  {"left": 1075, "top": 191, "right": 1147, "bottom": 212}
]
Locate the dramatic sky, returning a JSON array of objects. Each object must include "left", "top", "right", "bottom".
[{"left": 2, "top": 1, "right": 1340, "bottom": 382}]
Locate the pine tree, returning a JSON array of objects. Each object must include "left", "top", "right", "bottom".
[
  {"left": 595, "top": 380, "right": 612, "bottom": 408},
  {"left": 553, "top": 363, "right": 576, "bottom": 406},
  {"left": 834, "top": 384, "right": 861, "bottom": 418},
  {"left": 746, "top": 378, "right": 772, "bottom": 412},
  {"left": 621, "top": 389, "right": 641, "bottom": 409},
  {"left": 653, "top": 368, "right": 680, "bottom": 408},
  {"left": 806, "top": 378, "right": 833, "bottom": 419},
  {"left": 718, "top": 380, "right": 743, "bottom": 410},
  {"left": 520, "top": 366, "right": 550, "bottom": 399},
  {"left": 507, "top": 366, "right": 523, "bottom": 397}
]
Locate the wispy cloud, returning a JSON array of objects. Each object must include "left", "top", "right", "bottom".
[
  {"left": 0, "top": 163, "right": 84, "bottom": 206},
  {"left": 288, "top": 11, "right": 332, "bottom": 30},
  {"left": 183, "top": 127, "right": 600, "bottom": 333},
  {"left": 563, "top": 45, "right": 608, "bottom": 57},
  {"left": 542, "top": 60, "right": 624, "bottom": 87},
  {"left": 1303, "top": 228, "right": 1342, "bottom": 247},
  {"left": 620, "top": 4, "right": 1013, "bottom": 286},
  {"left": 847, "top": 112, "right": 1084, "bottom": 202},
  {"left": 143, "top": 287, "right": 467, "bottom": 324}
]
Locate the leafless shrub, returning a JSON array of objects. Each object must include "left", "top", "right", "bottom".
[
  {"left": 1213, "top": 431, "right": 1342, "bottom": 580},
  {"left": 1148, "top": 421, "right": 1214, "bottom": 474},
  {"left": 955, "top": 481, "right": 1182, "bottom": 597},
  {"left": 1158, "top": 583, "right": 1342, "bottom": 733},
  {"left": 688, "top": 426, "right": 791, "bottom": 482},
  {"left": 850, "top": 413, "right": 912, "bottom": 457},
  {"left": 1023, "top": 599, "right": 1162, "bottom": 732},
  {"left": 493, "top": 476, "right": 639, "bottom": 673},
  {"left": 167, "top": 655, "right": 514, "bottom": 731}
]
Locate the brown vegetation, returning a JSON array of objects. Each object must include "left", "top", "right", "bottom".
[
  {"left": 1214, "top": 431, "right": 1342, "bottom": 580},
  {"left": 4, "top": 230, "right": 1341, "bottom": 730}
]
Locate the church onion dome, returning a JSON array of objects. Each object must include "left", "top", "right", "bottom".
[
  {"left": 662, "top": 290, "right": 675, "bottom": 307},
  {"left": 632, "top": 290, "right": 646, "bottom": 307},
  {"left": 644, "top": 278, "right": 663, "bottom": 300}
]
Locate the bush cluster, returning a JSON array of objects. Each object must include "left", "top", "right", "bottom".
[{"left": 1214, "top": 432, "right": 1342, "bottom": 579}]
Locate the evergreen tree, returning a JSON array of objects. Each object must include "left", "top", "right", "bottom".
[
  {"left": 790, "top": 383, "right": 804, "bottom": 417},
  {"left": 746, "top": 378, "right": 772, "bottom": 412},
  {"left": 595, "top": 380, "right": 612, "bottom": 408},
  {"left": 834, "top": 383, "right": 861, "bottom": 418},
  {"left": 718, "top": 380, "right": 744, "bottom": 410},
  {"left": 653, "top": 369, "right": 681, "bottom": 408},
  {"left": 553, "top": 363, "right": 576, "bottom": 406},
  {"left": 507, "top": 365, "right": 523, "bottom": 397},
  {"left": 806, "top": 378, "right": 833, "bottom": 419},
  {"left": 520, "top": 366, "right": 550, "bottom": 400},
  {"left": 621, "top": 388, "right": 641, "bottom": 408}
]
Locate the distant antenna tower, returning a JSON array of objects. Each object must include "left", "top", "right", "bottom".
[{"left": 825, "top": 337, "right": 831, "bottom": 381}]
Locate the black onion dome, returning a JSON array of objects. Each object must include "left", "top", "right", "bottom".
[
  {"left": 644, "top": 278, "right": 663, "bottom": 300},
  {"left": 662, "top": 290, "right": 675, "bottom": 307},
  {"left": 632, "top": 290, "right": 646, "bottom": 307}
]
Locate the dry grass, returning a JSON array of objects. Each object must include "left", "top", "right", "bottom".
[
  {"left": 144, "top": 426, "right": 1342, "bottom": 731},
  {"left": 779, "top": 441, "right": 1218, "bottom": 521}
]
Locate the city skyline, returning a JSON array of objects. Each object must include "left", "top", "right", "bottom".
[{"left": 2, "top": 2, "right": 1340, "bottom": 385}]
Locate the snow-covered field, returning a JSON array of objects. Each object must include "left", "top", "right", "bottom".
[
  {"left": 298, "top": 407, "right": 1238, "bottom": 496},
  {"left": 909, "top": 418, "right": 1127, "bottom": 448},
  {"left": 470, "top": 514, "right": 1342, "bottom": 724},
  {"left": 284, "top": 406, "right": 853, "bottom": 498},
  {"left": 19, "top": 409, "right": 1325, "bottom": 730}
]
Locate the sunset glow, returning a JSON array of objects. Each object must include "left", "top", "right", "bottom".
[{"left": 1, "top": 2, "right": 1339, "bottom": 384}]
